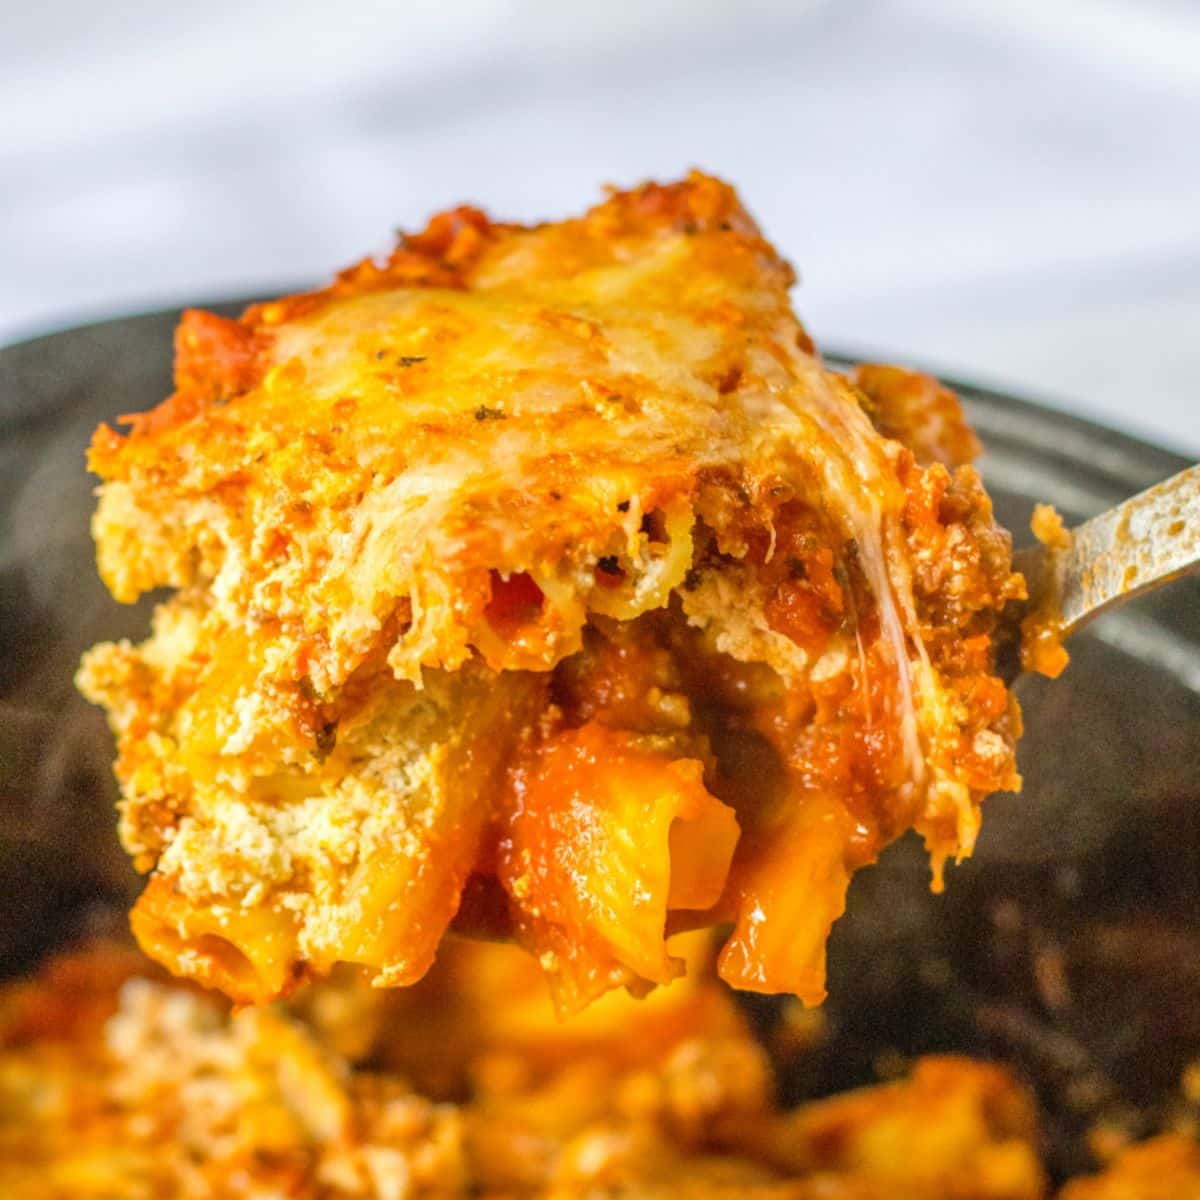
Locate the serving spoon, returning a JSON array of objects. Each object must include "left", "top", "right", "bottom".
[{"left": 999, "top": 461, "right": 1200, "bottom": 681}]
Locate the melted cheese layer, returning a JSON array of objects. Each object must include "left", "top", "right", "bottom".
[{"left": 89, "top": 174, "right": 920, "bottom": 770}]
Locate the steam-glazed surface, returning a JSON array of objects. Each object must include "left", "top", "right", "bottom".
[{"left": 80, "top": 173, "right": 1026, "bottom": 1009}]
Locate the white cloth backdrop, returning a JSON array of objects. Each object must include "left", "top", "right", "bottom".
[{"left": 3, "top": 0, "right": 1198, "bottom": 452}]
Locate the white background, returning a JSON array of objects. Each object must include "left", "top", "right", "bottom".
[{"left": 3, "top": 0, "right": 1198, "bottom": 453}]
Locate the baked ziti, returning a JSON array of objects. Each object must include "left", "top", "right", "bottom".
[{"left": 79, "top": 173, "right": 1026, "bottom": 1011}]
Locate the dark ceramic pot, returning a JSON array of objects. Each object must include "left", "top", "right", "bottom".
[{"left": 1, "top": 310, "right": 1196, "bottom": 1181}]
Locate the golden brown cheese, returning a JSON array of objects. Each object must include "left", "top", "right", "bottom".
[
  {"left": 89, "top": 177, "right": 909, "bottom": 699},
  {"left": 80, "top": 173, "right": 1025, "bottom": 1010}
]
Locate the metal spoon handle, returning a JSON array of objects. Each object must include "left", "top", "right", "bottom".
[{"left": 1015, "top": 462, "right": 1200, "bottom": 640}]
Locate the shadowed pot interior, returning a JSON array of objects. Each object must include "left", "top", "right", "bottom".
[{"left": 1, "top": 308, "right": 1196, "bottom": 1182}]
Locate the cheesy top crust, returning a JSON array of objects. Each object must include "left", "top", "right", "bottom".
[{"left": 89, "top": 174, "right": 917, "bottom": 755}]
